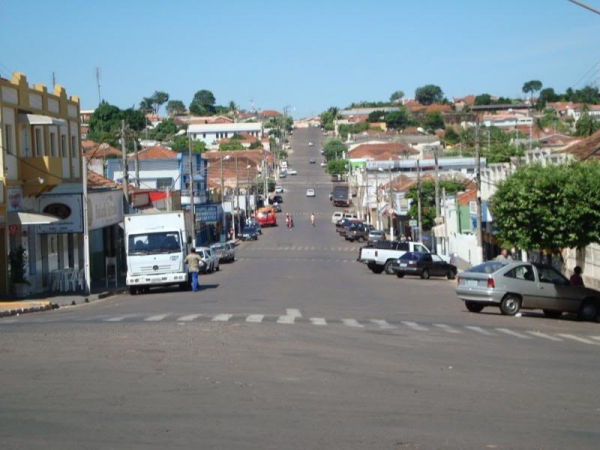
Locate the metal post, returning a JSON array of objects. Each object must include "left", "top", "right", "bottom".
[
  {"left": 220, "top": 152, "right": 226, "bottom": 242},
  {"left": 475, "top": 116, "right": 483, "bottom": 262},
  {"left": 120, "top": 120, "right": 128, "bottom": 205},
  {"left": 188, "top": 134, "right": 195, "bottom": 242},
  {"left": 246, "top": 165, "right": 250, "bottom": 219},
  {"left": 389, "top": 168, "right": 394, "bottom": 239},
  {"left": 417, "top": 159, "right": 422, "bottom": 242},
  {"left": 82, "top": 157, "right": 91, "bottom": 296},
  {"left": 235, "top": 154, "right": 240, "bottom": 237}
]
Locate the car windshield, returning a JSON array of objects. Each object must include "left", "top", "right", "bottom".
[
  {"left": 128, "top": 231, "right": 181, "bottom": 255},
  {"left": 467, "top": 261, "right": 507, "bottom": 274}
]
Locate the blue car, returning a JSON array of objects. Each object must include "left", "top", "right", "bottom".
[{"left": 241, "top": 226, "right": 258, "bottom": 241}]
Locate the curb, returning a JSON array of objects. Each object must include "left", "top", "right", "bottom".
[{"left": 0, "top": 301, "right": 57, "bottom": 318}]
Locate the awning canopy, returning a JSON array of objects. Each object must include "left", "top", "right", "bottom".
[
  {"left": 8, "top": 211, "right": 63, "bottom": 225},
  {"left": 432, "top": 223, "right": 446, "bottom": 237},
  {"left": 18, "top": 113, "right": 66, "bottom": 126}
]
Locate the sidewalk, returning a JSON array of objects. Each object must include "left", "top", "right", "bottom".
[{"left": 0, "top": 276, "right": 128, "bottom": 318}]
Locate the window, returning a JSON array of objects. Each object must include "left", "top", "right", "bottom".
[
  {"left": 414, "top": 244, "right": 427, "bottom": 253},
  {"left": 71, "top": 136, "right": 77, "bottom": 159},
  {"left": 3, "top": 124, "right": 13, "bottom": 154},
  {"left": 156, "top": 178, "right": 173, "bottom": 190},
  {"left": 504, "top": 265, "right": 534, "bottom": 282},
  {"left": 537, "top": 266, "right": 569, "bottom": 285},
  {"left": 50, "top": 132, "right": 57, "bottom": 157},
  {"left": 34, "top": 128, "right": 43, "bottom": 156},
  {"left": 61, "top": 135, "right": 67, "bottom": 157}
]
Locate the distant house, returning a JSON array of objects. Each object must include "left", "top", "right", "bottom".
[{"left": 188, "top": 122, "right": 263, "bottom": 146}]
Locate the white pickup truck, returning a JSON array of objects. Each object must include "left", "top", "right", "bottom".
[{"left": 358, "top": 240, "right": 432, "bottom": 274}]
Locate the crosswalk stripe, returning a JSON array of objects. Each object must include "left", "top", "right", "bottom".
[
  {"left": 310, "top": 317, "right": 327, "bottom": 326},
  {"left": 590, "top": 336, "right": 600, "bottom": 342},
  {"left": 178, "top": 314, "right": 202, "bottom": 322},
  {"left": 401, "top": 321, "right": 428, "bottom": 331},
  {"left": 495, "top": 328, "right": 532, "bottom": 339},
  {"left": 433, "top": 324, "right": 461, "bottom": 333},
  {"left": 526, "top": 331, "right": 563, "bottom": 341},
  {"left": 277, "top": 315, "right": 295, "bottom": 324},
  {"left": 342, "top": 318, "right": 364, "bottom": 328},
  {"left": 286, "top": 309, "right": 302, "bottom": 317},
  {"left": 104, "top": 316, "right": 129, "bottom": 322},
  {"left": 212, "top": 314, "right": 232, "bottom": 322},
  {"left": 557, "top": 334, "right": 598, "bottom": 345},
  {"left": 246, "top": 314, "right": 264, "bottom": 323},
  {"left": 370, "top": 319, "right": 396, "bottom": 329},
  {"left": 464, "top": 326, "right": 495, "bottom": 336},
  {"left": 145, "top": 314, "right": 169, "bottom": 322}
]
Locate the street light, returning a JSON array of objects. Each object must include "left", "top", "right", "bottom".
[{"left": 220, "top": 154, "right": 230, "bottom": 241}]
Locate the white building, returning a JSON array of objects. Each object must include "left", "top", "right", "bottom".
[{"left": 188, "top": 122, "right": 263, "bottom": 145}]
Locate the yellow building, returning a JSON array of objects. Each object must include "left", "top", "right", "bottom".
[{"left": 0, "top": 72, "right": 81, "bottom": 296}]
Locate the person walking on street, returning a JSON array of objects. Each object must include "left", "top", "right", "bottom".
[
  {"left": 310, "top": 213, "right": 315, "bottom": 227},
  {"left": 286, "top": 213, "right": 291, "bottom": 230},
  {"left": 184, "top": 247, "right": 205, "bottom": 292}
]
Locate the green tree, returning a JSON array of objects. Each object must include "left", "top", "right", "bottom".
[
  {"left": 367, "top": 110, "right": 386, "bottom": 123},
  {"left": 166, "top": 100, "right": 186, "bottom": 117},
  {"left": 474, "top": 94, "right": 492, "bottom": 106},
  {"left": 147, "top": 118, "right": 179, "bottom": 141},
  {"left": 423, "top": 111, "right": 445, "bottom": 132},
  {"left": 384, "top": 107, "right": 411, "bottom": 129},
  {"left": 219, "top": 139, "right": 245, "bottom": 151},
  {"left": 249, "top": 140, "right": 262, "bottom": 149},
  {"left": 326, "top": 159, "right": 348, "bottom": 175},
  {"left": 189, "top": 90, "right": 216, "bottom": 115},
  {"left": 444, "top": 127, "right": 460, "bottom": 145},
  {"left": 323, "top": 138, "right": 347, "bottom": 161},
  {"left": 522, "top": 80, "right": 543, "bottom": 102},
  {"left": 390, "top": 90, "right": 404, "bottom": 103},
  {"left": 405, "top": 180, "right": 465, "bottom": 231},
  {"left": 122, "top": 108, "right": 147, "bottom": 133},
  {"left": 170, "top": 135, "right": 205, "bottom": 153},
  {"left": 415, "top": 84, "right": 444, "bottom": 105},
  {"left": 491, "top": 161, "right": 600, "bottom": 250},
  {"left": 575, "top": 105, "right": 600, "bottom": 137},
  {"left": 536, "top": 88, "right": 558, "bottom": 110},
  {"left": 320, "top": 106, "right": 341, "bottom": 131}
]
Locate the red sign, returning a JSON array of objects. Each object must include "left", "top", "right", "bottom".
[{"left": 8, "top": 224, "right": 19, "bottom": 235}]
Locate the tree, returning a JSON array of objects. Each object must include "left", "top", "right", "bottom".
[
  {"left": 122, "top": 108, "right": 147, "bottom": 133},
  {"left": 219, "top": 139, "right": 244, "bottom": 151},
  {"left": 322, "top": 138, "right": 347, "bottom": 161},
  {"left": 170, "top": 135, "right": 205, "bottom": 153},
  {"left": 444, "top": 127, "right": 460, "bottom": 145},
  {"left": 326, "top": 159, "right": 348, "bottom": 176},
  {"left": 405, "top": 180, "right": 465, "bottom": 231},
  {"left": 522, "top": 80, "right": 543, "bottom": 102},
  {"left": 390, "top": 90, "right": 404, "bottom": 103},
  {"left": 166, "top": 100, "right": 186, "bottom": 117},
  {"left": 367, "top": 110, "right": 386, "bottom": 123},
  {"left": 384, "top": 107, "right": 411, "bottom": 129},
  {"left": 415, "top": 84, "right": 444, "bottom": 105},
  {"left": 87, "top": 101, "right": 125, "bottom": 146},
  {"left": 491, "top": 161, "right": 600, "bottom": 251},
  {"left": 423, "top": 111, "right": 445, "bottom": 132},
  {"left": 148, "top": 118, "right": 179, "bottom": 141},
  {"left": 575, "top": 105, "right": 600, "bottom": 137},
  {"left": 474, "top": 94, "right": 492, "bottom": 106},
  {"left": 320, "top": 106, "right": 341, "bottom": 131},
  {"left": 140, "top": 91, "right": 169, "bottom": 116},
  {"left": 249, "top": 140, "right": 263, "bottom": 149},
  {"left": 536, "top": 88, "right": 558, "bottom": 110},
  {"left": 189, "top": 90, "right": 216, "bottom": 115}
]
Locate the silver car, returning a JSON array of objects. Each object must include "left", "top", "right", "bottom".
[
  {"left": 210, "top": 243, "right": 235, "bottom": 263},
  {"left": 367, "top": 229, "right": 387, "bottom": 245},
  {"left": 456, "top": 261, "right": 600, "bottom": 321}
]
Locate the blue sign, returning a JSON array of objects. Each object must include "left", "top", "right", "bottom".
[{"left": 196, "top": 204, "right": 219, "bottom": 223}]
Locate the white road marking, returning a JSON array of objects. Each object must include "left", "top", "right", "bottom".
[
  {"left": 104, "top": 315, "right": 131, "bottom": 322},
  {"left": 557, "top": 334, "right": 598, "bottom": 345},
  {"left": 590, "top": 336, "right": 600, "bottom": 342},
  {"left": 401, "top": 321, "right": 428, "bottom": 331},
  {"left": 212, "top": 314, "right": 232, "bottom": 322},
  {"left": 464, "top": 326, "right": 495, "bottom": 336},
  {"left": 370, "top": 319, "right": 396, "bottom": 329},
  {"left": 286, "top": 309, "right": 302, "bottom": 317},
  {"left": 145, "top": 314, "right": 169, "bottom": 322},
  {"left": 246, "top": 314, "right": 264, "bottom": 323},
  {"left": 177, "top": 314, "right": 202, "bottom": 322},
  {"left": 495, "top": 328, "right": 532, "bottom": 339},
  {"left": 527, "top": 331, "right": 563, "bottom": 341},
  {"left": 342, "top": 319, "right": 364, "bottom": 328},
  {"left": 277, "top": 315, "right": 295, "bottom": 324},
  {"left": 433, "top": 324, "right": 462, "bottom": 333},
  {"left": 310, "top": 317, "right": 327, "bottom": 326}
]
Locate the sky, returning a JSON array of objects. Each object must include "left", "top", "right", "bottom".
[{"left": 1, "top": 0, "right": 599, "bottom": 119}]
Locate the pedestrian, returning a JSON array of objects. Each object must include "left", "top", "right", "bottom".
[
  {"left": 310, "top": 212, "right": 315, "bottom": 227},
  {"left": 570, "top": 266, "right": 584, "bottom": 286},
  {"left": 286, "top": 213, "right": 290, "bottom": 230},
  {"left": 495, "top": 248, "right": 513, "bottom": 262},
  {"left": 290, "top": 215, "right": 294, "bottom": 228},
  {"left": 184, "top": 247, "right": 205, "bottom": 292}
]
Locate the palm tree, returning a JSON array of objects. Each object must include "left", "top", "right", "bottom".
[{"left": 228, "top": 101, "right": 238, "bottom": 122}]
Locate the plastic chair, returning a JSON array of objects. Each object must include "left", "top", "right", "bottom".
[
  {"left": 60, "top": 269, "right": 76, "bottom": 292},
  {"left": 76, "top": 268, "right": 85, "bottom": 291},
  {"left": 50, "top": 270, "right": 62, "bottom": 291}
]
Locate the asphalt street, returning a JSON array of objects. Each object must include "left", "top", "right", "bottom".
[{"left": 1, "top": 127, "right": 599, "bottom": 450}]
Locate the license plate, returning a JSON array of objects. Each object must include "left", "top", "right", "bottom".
[
  {"left": 400, "top": 263, "right": 407, "bottom": 268},
  {"left": 463, "top": 279, "right": 478, "bottom": 287}
]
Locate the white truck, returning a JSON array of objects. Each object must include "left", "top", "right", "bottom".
[
  {"left": 124, "top": 211, "right": 191, "bottom": 295},
  {"left": 358, "top": 240, "right": 432, "bottom": 274}
]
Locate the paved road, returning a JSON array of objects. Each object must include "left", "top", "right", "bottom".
[{"left": 1, "top": 127, "right": 599, "bottom": 450}]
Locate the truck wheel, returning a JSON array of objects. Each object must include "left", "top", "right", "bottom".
[
  {"left": 384, "top": 261, "right": 395, "bottom": 275},
  {"left": 371, "top": 266, "right": 384, "bottom": 274},
  {"left": 179, "top": 282, "right": 188, "bottom": 291},
  {"left": 129, "top": 286, "right": 137, "bottom": 295},
  {"left": 357, "top": 236, "right": 364, "bottom": 243}
]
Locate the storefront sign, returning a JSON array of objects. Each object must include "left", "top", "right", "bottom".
[
  {"left": 196, "top": 204, "right": 219, "bottom": 223},
  {"left": 37, "top": 194, "right": 83, "bottom": 234},
  {"left": 88, "top": 190, "right": 124, "bottom": 231},
  {"left": 7, "top": 188, "right": 23, "bottom": 212}
]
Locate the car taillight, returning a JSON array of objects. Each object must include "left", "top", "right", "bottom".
[{"left": 487, "top": 278, "right": 495, "bottom": 289}]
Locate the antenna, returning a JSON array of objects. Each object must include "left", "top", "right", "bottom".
[
  {"left": 52, "top": 72, "right": 56, "bottom": 89},
  {"left": 250, "top": 98, "right": 256, "bottom": 113},
  {"left": 95, "top": 67, "right": 102, "bottom": 105}
]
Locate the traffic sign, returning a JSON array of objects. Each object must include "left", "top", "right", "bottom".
[
  {"left": 8, "top": 224, "right": 18, "bottom": 236},
  {"left": 409, "top": 219, "right": 417, "bottom": 226}
]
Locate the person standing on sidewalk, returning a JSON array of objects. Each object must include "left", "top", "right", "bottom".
[{"left": 184, "top": 248, "right": 204, "bottom": 292}]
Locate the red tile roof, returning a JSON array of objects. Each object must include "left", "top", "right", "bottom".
[
  {"left": 260, "top": 110, "right": 282, "bottom": 117},
  {"left": 350, "top": 142, "right": 419, "bottom": 159},
  {"left": 87, "top": 170, "right": 120, "bottom": 190},
  {"left": 559, "top": 130, "right": 600, "bottom": 161},
  {"left": 82, "top": 140, "right": 122, "bottom": 158},
  {"left": 134, "top": 145, "right": 178, "bottom": 160}
]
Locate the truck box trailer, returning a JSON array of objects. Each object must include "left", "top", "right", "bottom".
[{"left": 332, "top": 184, "right": 350, "bottom": 207}]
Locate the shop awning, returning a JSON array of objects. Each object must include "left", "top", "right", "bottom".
[
  {"left": 18, "top": 113, "right": 66, "bottom": 126},
  {"left": 432, "top": 223, "right": 446, "bottom": 237},
  {"left": 8, "top": 211, "right": 62, "bottom": 225}
]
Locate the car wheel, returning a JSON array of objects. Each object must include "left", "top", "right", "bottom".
[
  {"left": 500, "top": 294, "right": 521, "bottom": 316},
  {"left": 447, "top": 270, "right": 456, "bottom": 280},
  {"left": 465, "top": 301, "right": 484, "bottom": 313},
  {"left": 543, "top": 309, "right": 562, "bottom": 319},
  {"left": 179, "top": 282, "right": 188, "bottom": 291},
  {"left": 577, "top": 298, "right": 599, "bottom": 321},
  {"left": 396, "top": 272, "right": 405, "bottom": 278},
  {"left": 420, "top": 269, "right": 430, "bottom": 279},
  {"left": 357, "top": 236, "right": 364, "bottom": 243},
  {"left": 129, "top": 286, "right": 137, "bottom": 295},
  {"left": 371, "top": 266, "right": 384, "bottom": 274},
  {"left": 384, "top": 261, "right": 395, "bottom": 275},
  {"left": 216, "top": 265, "right": 220, "bottom": 272}
]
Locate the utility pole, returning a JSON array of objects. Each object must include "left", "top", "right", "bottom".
[
  {"left": 82, "top": 156, "right": 91, "bottom": 296},
  {"left": 121, "top": 120, "right": 129, "bottom": 206},
  {"left": 95, "top": 67, "right": 102, "bottom": 105},
  {"left": 475, "top": 115, "right": 484, "bottom": 262},
  {"left": 188, "top": 134, "right": 195, "bottom": 242},
  {"left": 388, "top": 168, "right": 394, "bottom": 239},
  {"left": 133, "top": 137, "right": 140, "bottom": 189},
  {"left": 417, "top": 159, "right": 422, "bottom": 242},
  {"left": 235, "top": 154, "right": 240, "bottom": 236}
]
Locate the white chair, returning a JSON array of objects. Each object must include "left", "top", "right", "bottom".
[
  {"left": 60, "top": 268, "right": 76, "bottom": 292},
  {"left": 76, "top": 268, "right": 85, "bottom": 291},
  {"left": 50, "top": 270, "right": 62, "bottom": 291}
]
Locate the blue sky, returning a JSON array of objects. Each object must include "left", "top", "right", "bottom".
[{"left": 1, "top": 0, "right": 599, "bottom": 119}]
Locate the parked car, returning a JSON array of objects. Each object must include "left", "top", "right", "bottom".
[
  {"left": 288, "top": 168, "right": 297, "bottom": 175},
  {"left": 308, "top": 142, "right": 314, "bottom": 146},
  {"left": 345, "top": 223, "right": 374, "bottom": 242},
  {"left": 331, "top": 211, "right": 358, "bottom": 224},
  {"left": 273, "top": 203, "right": 282, "bottom": 213},
  {"left": 335, "top": 217, "right": 362, "bottom": 234},
  {"left": 309, "top": 158, "right": 316, "bottom": 164},
  {"left": 211, "top": 242, "right": 235, "bottom": 263},
  {"left": 306, "top": 188, "right": 315, "bottom": 197},
  {"left": 456, "top": 261, "right": 600, "bottom": 320},
  {"left": 240, "top": 226, "right": 259, "bottom": 241},
  {"left": 367, "top": 229, "right": 387, "bottom": 245},
  {"left": 320, "top": 161, "right": 327, "bottom": 167},
  {"left": 279, "top": 170, "right": 287, "bottom": 178},
  {"left": 196, "top": 246, "right": 219, "bottom": 273},
  {"left": 391, "top": 252, "right": 457, "bottom": 279},
  {"left": 275, "top": 185, "right": 284, "bottom": 193}
]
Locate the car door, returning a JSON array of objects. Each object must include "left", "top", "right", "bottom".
[
  {"left": 430, "top": 254, "right": 446, "bottom": 276},
  {"left": 501, "top": 264, "right": 540, "bottom": 308},
  {"left": 535, "top": 266, "right": 580, "bottom": 313},
  {"left": 420, "top": 253, "right": 434, "bottom": 275}
]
